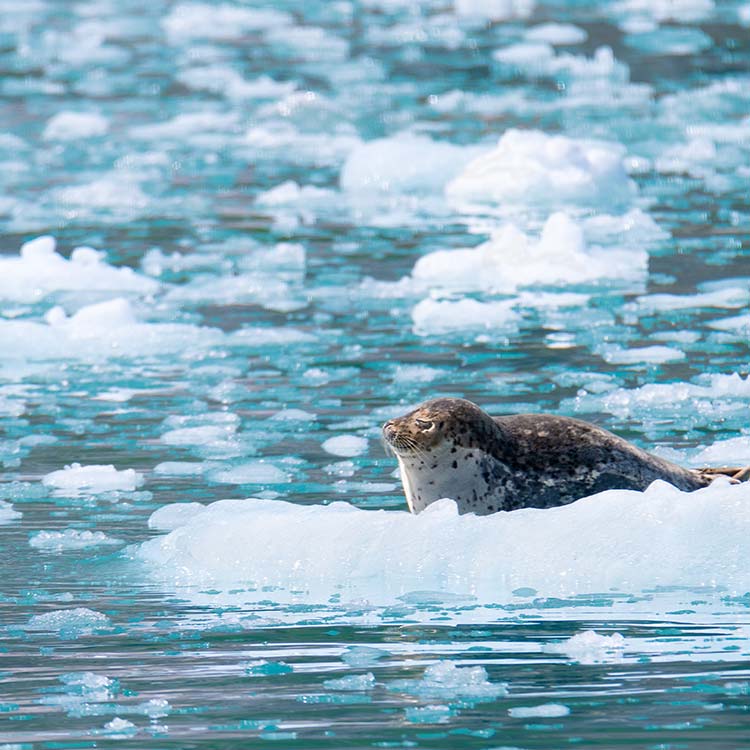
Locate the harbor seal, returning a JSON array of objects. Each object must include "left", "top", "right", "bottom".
[{"left": 383, "top": 397, "right": 746, "bottom": 515}]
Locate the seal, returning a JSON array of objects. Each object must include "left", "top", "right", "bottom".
[{"left": 383, "top": 397, "right": 747, "bottom": 515}]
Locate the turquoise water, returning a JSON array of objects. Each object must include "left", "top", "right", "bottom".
[{"left": 2, "top": 0, "right": 750, "bottom": 746}]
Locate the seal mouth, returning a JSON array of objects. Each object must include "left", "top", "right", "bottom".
[{"left": 382, "top": 421, "right": 420, "bottom": 456}]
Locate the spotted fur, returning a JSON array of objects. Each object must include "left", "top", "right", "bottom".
[{"left": 383, "top": 397, "right": 712, "bottom": 515}]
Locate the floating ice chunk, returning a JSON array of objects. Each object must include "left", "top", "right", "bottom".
[
  {"left": 341, "top": 134, "right": 481, "bottom": 194},
  {"left": 26, "top": 607, "right": 111, "bottom": 636},
  {"left": 0, "top": 297, "right": 224, "bottom": 361},
  {"left": 256, "top": 180, "right": 336, "bottom": 208},
  {"left": 246, "top": 660, "right": 293, "bottom": 676},
  {"left": 548, "top": 630, "right": 626, "bottom": 664},
  {"left": 454, "top": 0, "right": 534, "bottom": 20},
  {"left": 102, "top": 717, "right": 137, "bottom": 737},
  {"left": 0, "top": 237, "right": 158, "bottom": 302},
  {"left": 446, "top": 130, "right": 635, "bottom": 209},
  {"left": 624, "top": 27, "right": 713, "bottom": 56},
  {"left": 494, "top": 45, "right": 628, "bottom": 84},
  {"left": 570, "top": 372, "right": 750, "bottom": 423},
  {"left": 265, "top": 25, "right": 350, "bottom": 62},
  {"left": 708, "top": 314, "right": 750, "bottom": 337},
  {"left": 0, "top": 500, "right": 21, "bottom": 524},
  {"left": 244, "top": 121, "right": 362, "bottom": 167},
  {"left": 601, "top": 345, "right": 686, "bottom": 365},
  {"left": 612, "top": 0, "right": 714, "bottom": 23},
  {"left": 655, "top": 137, "right": 720, "bottom": 178},
  {"left": 691, "top": 437, "right": 750, "bottom": 466},
  {"left": 404, "top": 704, "right": 454, "bottom": 723},
  {"left": 162, "top": 3, "right": 292, "bottom": 41},
  {"left": 137, "top": 481, "right": 750, "bottom": 603},
  {"left": 412, "top": 212, "right": 648, "bottom": 293},
  {"left": 659, "top": 78, "right": 750, "bottom": 124},
  {"left": 341, "top": 646, "right": 388, "bottom": 667},
  {"left": 525, "top": 23, "right": 587, "bottom": 45},
  {"left": 148, "top": 502, "right": 206, "bottom": 531},
  {"left": 509, "top": 703, "right": 570, "bottom": 718},
  {"left": 323, "top": 673, "right": 376, "bottom": 691},
  {"left": 130, "top": 111, "right": 239, "bottom": 141},
  {"left": 209, "top": 462, "right": 290, "bottom": 485},
  {"left": 230, "top": 326, "right": 317, "bottom": 347},
  {"left": 42, "top": 463, "right": 143, "bottom": 493},
  {"left": 176, "top": 66, "right": 296, "bottom": 100},
  {"left": 55, "top": 173, "right": 150, "bottom": 212},
  {"left": 322, "top": 435, "right": 369, "bottom": 458},
  {"left": 627, "top": 287, "right": 749, "bottom": 314},
  {"left": 391, "top": 661, "right": 507, "bottom": 700},
  {"left": 43, "top": 111, "right": 108, "bottom": 140},
  {"left": 29, "top": 529, "right": 123, "bottom": 551},
  {"left": 412, "top": 297, "right": 520, "bottom": 335},
  {"left": 153, "top": 462, "right": 207, "bottom": 477}
]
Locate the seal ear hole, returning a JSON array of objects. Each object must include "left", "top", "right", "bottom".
[{"left": 415, "top": 418, "right": 435, "bottom": 431}]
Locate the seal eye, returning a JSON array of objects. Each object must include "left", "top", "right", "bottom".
[{"left": 415, "top": 419, "right": 434, "bottom": 431}]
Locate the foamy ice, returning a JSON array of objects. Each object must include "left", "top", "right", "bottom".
[
  {"left": 135, "top": 480, "right": 750, "bottom": 611},
  {"left": 0, "top": 236, "right": 158, "bottom": 302},
  {"left": 445, "top": 129, "right": 636, "bottom": 211}
]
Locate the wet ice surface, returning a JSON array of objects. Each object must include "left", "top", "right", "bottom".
[{"left": 2, "top": 0, "right": 750, "bottom": 747}]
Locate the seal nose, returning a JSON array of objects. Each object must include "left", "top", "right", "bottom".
[{"left": 382, "top": 420, "right": 395, "bottom": 441}]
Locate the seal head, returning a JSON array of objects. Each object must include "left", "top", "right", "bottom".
[{"left": 383, "top": 397, "right": 713, "bottom": 515}]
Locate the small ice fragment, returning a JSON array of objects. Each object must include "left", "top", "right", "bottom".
[
  {"left": 322, "top": 435, "right": 369, "bottom": 457},
  {"left": 404, "top": 704, "right": 454, "bottom": 723},
  {"left": 103, "top": 717, "right": 137, "bottom": 736},
  {"left": 26, "top": 608, "right": 111, "bottom": 636},
  {"left": 526, "top": 23, "right": 587, "bottom": 45},
  {"left": 209, "top": 462, "right": 290, "bottom": 485},
  {"left": 412, "top": 298, "right": 519, "bottom": 335},
  {"left": 323, "top": 673, "right": 376, "bottom": 691},
  {"left": 42, "top": 464, "right": 143, "bottom": 493},
  {"left": 509, "top": 703, "right": 570, "bottom": 718},
  {"left": 245, "top": 660, "right": 293, "bottom": 676},
  {"left": 454, "top": 0, "right": 534, "bottom": 21},
  {"left": 548, "top": 630, "right": 626, "bottom": 664},
  {"left": 29, "top": 529, "right": 122, "bottom": 552},
  {"left": 0, "top": 500, "right": 21, "bottom": 524},
  {"left": 43, "top": 111, "right": 108, "bottom": 141},
  {"left": 341, "top": 646, "right": 388, "bottom": 667}
]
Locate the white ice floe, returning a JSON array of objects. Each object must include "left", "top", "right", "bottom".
[
  {"left": 322, "top": 435, "right": 369, "bottom": 458},
  {"left": 569, "top": 372, "right": 750, "bottom": 423},
  {"left": 0, "top": 298, "right": 224, "bottom": 362},
  {"left": 525, "top": 23, "right": 587, "bottom": 45},
  {"left": 42, "top": 111, "right": 109, "bottom": 140},
  {"left": 130, "top": 111, "right": 240, "bottom": 142},
  {"left": 208, "top": 461, "right": 290, "bottom": 485},
  {"left": 600, "top": 344, "right": 686, "bottom": 365},
  {"left": 389, "top": 661, "right": 507, "bottom": 700},
  {"left": 691, "top": 436, "right": 750, "bottom": 466},
  {"left": 176, "top": 66, "right": 296, "bottom": 100},
  {"left": 454, "top": 0, "right": 534, "bottom": 21},
  {"left": 0, "top": 236, "right": 158, "bottom": 302},
  {"left": 509, "top": 703, "right": 571, "bottom": 718},
  {"left": 162, "top": 3, "right": 292, "bottom": 41},
  {"left": 265, "top": 25, "right": 350, "bottom": 62},
  {"left": 135, "top": 480, "right": 750, "bottom": 603},
  {"left": 494, "top": 45, "right": 628, "bottom": 84},
  {"left": 323, "top": 673, "right": 377, "bottom": 691},
  {"left": 625, "top": 287, "right": 749, "bottom": 315},
  {"left": 412, "top": 297, "right": 520, "bottom": 335},
  {"left": 547, "top": 630, "right": 626, "bottom": 664},
  {"left": 25, "top": 607, "right": 111, "bottom": 635},
  {"left": 411, "top": 211, "right": 649, "bottom": 293},
  {"left": 43, "top": 463, "right": 143, "bottom": 493},
  {"left": 611, "top": 0, "right": 714, "bottom": 24},
  {"left": 29, "top": 529, "right": 123, "bottom": 551},
  {"left": 445, "top": 129, "right": 635, "bottom": 210},
  {"left": 54, "top": 173, "right": 150, "bottom": 212},
  {"left": 0, "top": 500, "right": 21, "bottom": 524},
  {"left": 341, "top": 134, "right": 481, "bottom": 194}
]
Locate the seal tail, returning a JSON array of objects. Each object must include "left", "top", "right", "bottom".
[{"left": 693, "top": 466, "right": 750, "bottom": 484}]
